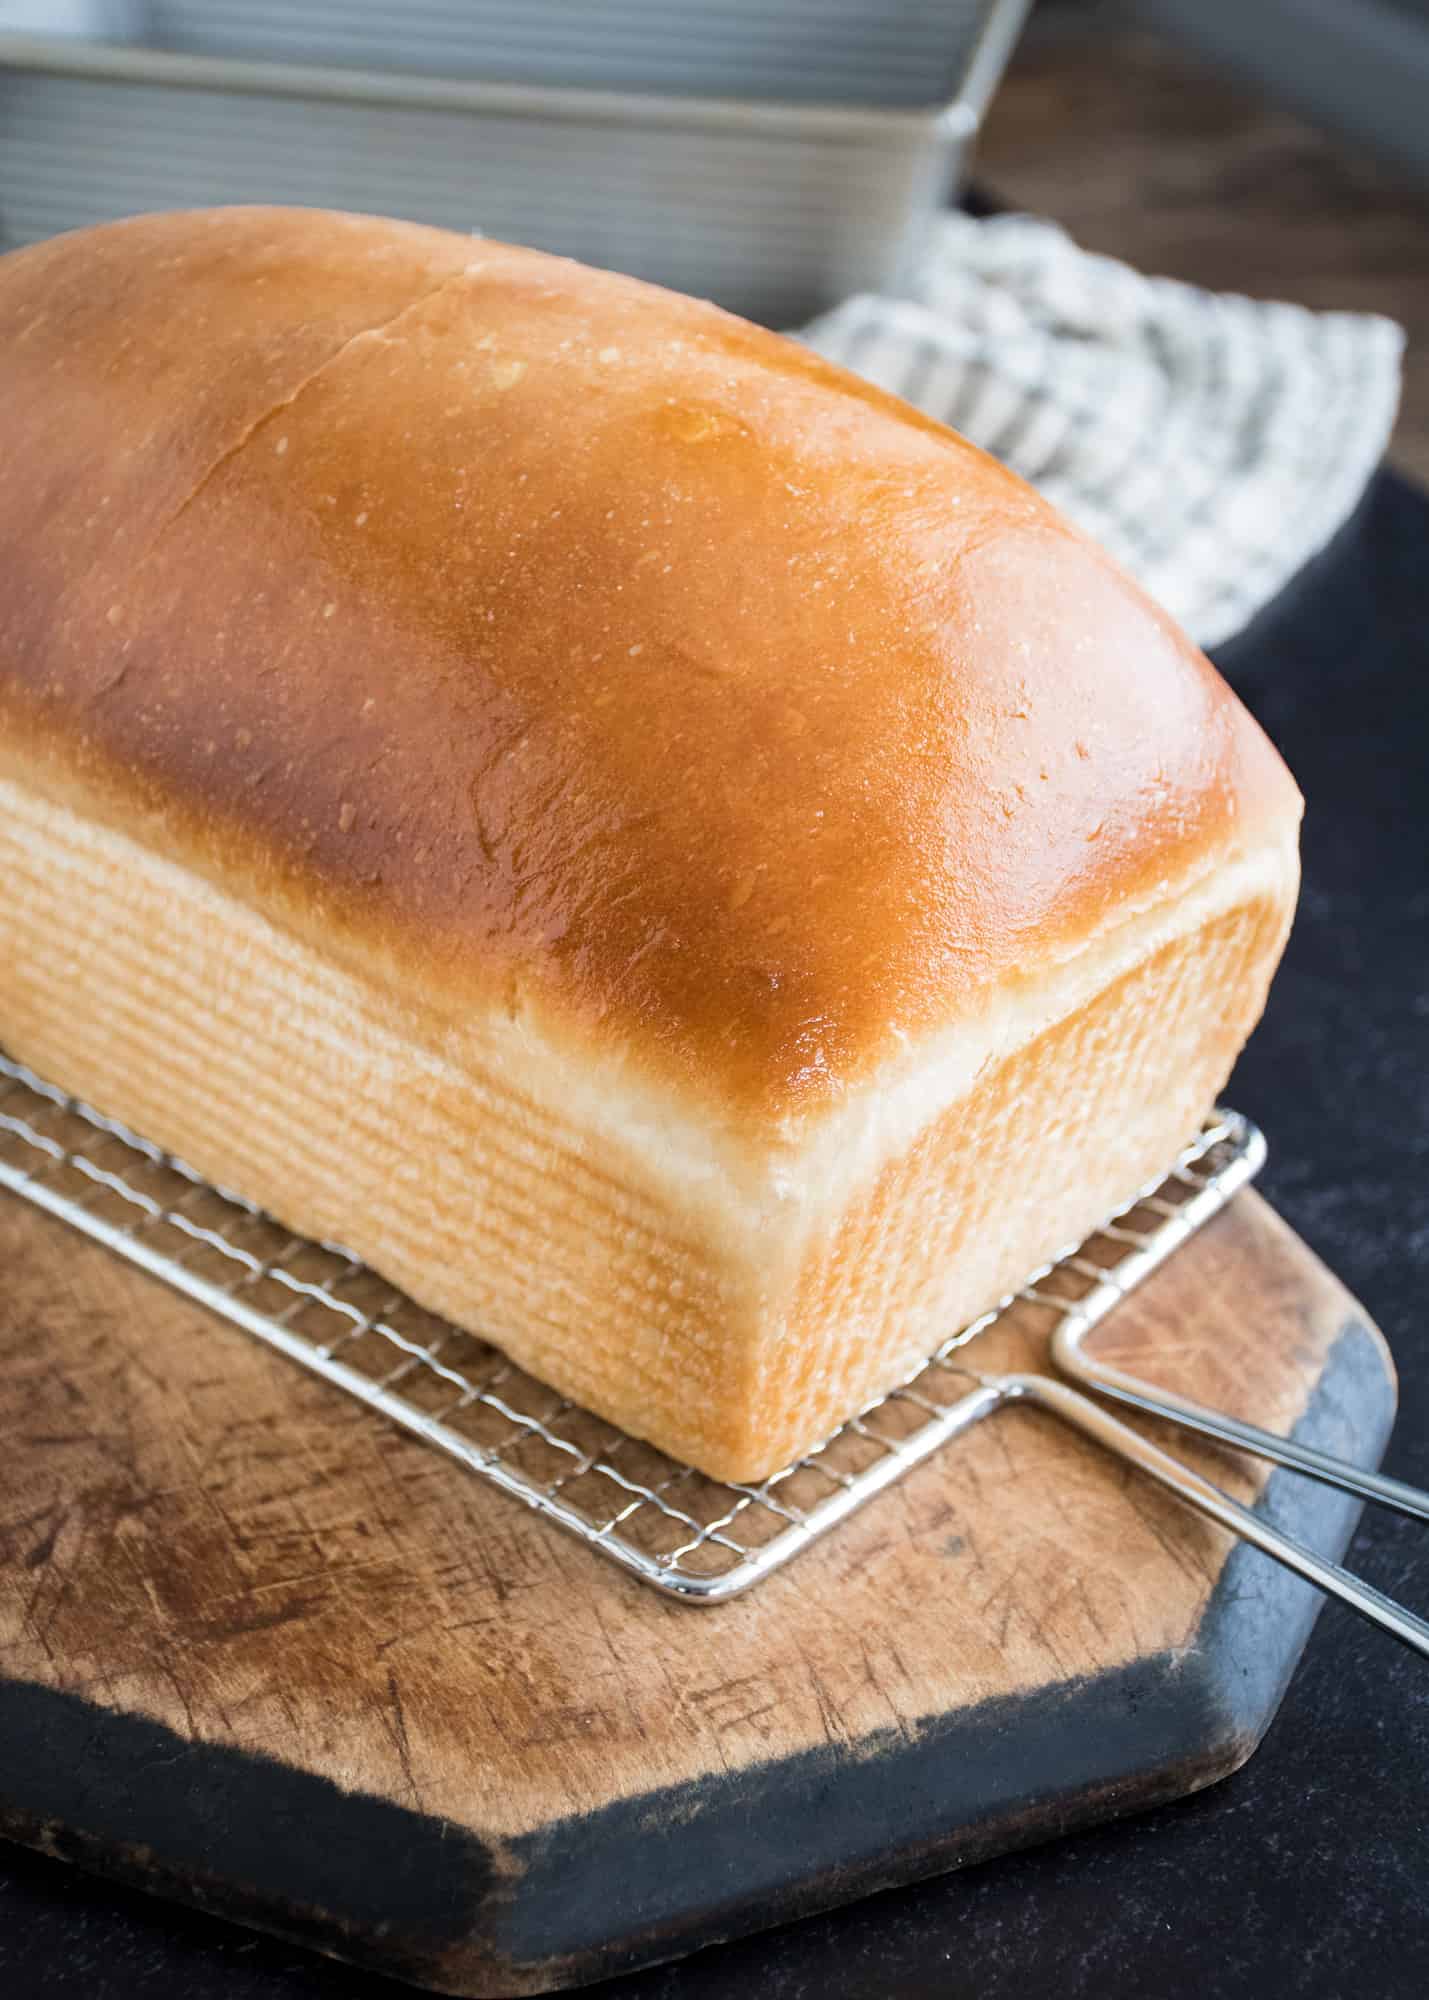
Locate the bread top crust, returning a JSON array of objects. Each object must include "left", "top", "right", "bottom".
[{"left": 0, "top": 207, "right": 1301, "bottom": 1127}]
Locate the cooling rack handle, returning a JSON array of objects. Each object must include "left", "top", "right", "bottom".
[
  {"left": 991, "top": 1372, "right": 1429, "bottom": 1661},
  {"left": 1051, "top": 1322, "right": 1429, "bottom": 1524}
]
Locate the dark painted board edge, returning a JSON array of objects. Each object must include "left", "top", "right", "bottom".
[
  {"left": 495, "top": 1317, "right": 1396, "bottom": 1992},
  {"left": 0, "top": 1315, "right": 1396, "bottom": 1999}
]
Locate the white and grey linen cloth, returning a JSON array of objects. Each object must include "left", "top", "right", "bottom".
[{"left": 799, "top": 212, "right": 1404, "bottom": 648}]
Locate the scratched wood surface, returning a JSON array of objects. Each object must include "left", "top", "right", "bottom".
[{"left": 0, "top": 1183, "right": 1395, "bottom": 1995}]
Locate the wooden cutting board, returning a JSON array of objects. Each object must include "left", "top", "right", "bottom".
[{"left": 0, "top": 1181, "right": 1394, "bottom": 1997}]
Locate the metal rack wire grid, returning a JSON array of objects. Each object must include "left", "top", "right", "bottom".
[{"left": 0, "top": 1049, "right": 1262, "bottom": 1601}]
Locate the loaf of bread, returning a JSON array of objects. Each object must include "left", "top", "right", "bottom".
[{"left": 0, "top": 208, "right": 1301, "bottom": 1480}]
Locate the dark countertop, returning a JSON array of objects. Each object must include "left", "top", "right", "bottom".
[{"left": 2, "top": 470, "right": 1427, "bottom": 2000}]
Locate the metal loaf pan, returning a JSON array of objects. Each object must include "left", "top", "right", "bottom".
[
  {"left": 0, "top": 3, "right": 1030, "bottom": 325},
  {"left": 146, "top": 0, "right": 1010, "bottom": 107}
]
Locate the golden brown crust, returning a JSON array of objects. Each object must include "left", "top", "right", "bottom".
[{"left": 0, "top": 207, "right": 1301, "bottom": 1124}]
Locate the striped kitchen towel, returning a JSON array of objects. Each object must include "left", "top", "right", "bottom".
[{"left": 800, "top": 212, "right": 1404, "bottom": 648}]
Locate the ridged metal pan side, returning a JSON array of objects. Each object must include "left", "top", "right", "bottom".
[
  {"left": 146, "top": 1, "right": 1002, "bottom": 108},
  {"left": 0, "top": 63, "right": 966, "bottom": 321}
]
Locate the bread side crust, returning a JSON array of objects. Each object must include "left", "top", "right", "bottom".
[
  {"left": 0, "top": 773, "right": 1293, "bottom": 1475},
  {"left": 749, "top": 870, "right": 1294, "bottom": 1473}
]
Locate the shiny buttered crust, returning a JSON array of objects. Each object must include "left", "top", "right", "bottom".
[{"left": 0, "top": 209, "right": 1302, "bottom": 1478}]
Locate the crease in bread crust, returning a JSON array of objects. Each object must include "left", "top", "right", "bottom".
[{"left": 148, "top": 260, "right": 484, "bottom": 560}]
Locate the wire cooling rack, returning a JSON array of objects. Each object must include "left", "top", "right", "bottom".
[{"left": 0, "top": 1050, "right": 1262, "bottom": 1601}]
